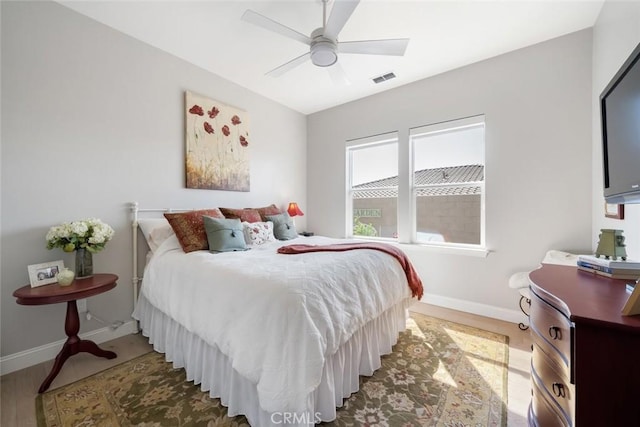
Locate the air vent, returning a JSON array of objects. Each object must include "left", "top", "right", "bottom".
[{"left": 372, "top": 72, "right": 396, "bottom": 84}]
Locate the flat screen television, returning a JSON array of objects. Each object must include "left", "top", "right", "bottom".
[{"left": 601, "top": 41, "right": 640, "bottom": 204}]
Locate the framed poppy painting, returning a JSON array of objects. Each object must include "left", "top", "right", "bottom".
[{"left": 185, "top": 91, "right": 250, "bottom": 191}]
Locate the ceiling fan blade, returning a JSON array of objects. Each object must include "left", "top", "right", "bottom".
[
  {"left": 242, "top": 9, "right": 311, "bottom": 45},
  {"left": 324, "top": 0, "right": 360, "bottom": 40},
  {"left": 338, "top": 38, "right": 410, "bottom": 56},
  {"left": 266, "top": 52, "right": 311, "bottom": 77},
  {"left": 327, "top": 61, "right": 350, "bottom": 86}
]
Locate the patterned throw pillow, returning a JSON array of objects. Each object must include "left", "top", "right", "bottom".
[
  {"left": 164, "top": 209, "right": 225, "bottom": 253},
  {"left": 242, "top": 221, "right": 276, "bottom": 246},
  {"left": 219, "top": 207, "right": 262, "bottom": 223},
  {"left": 264, "top": 212, "right": 298, "bottom": 240}
]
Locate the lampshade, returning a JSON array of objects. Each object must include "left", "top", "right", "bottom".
[{"left": 287, "top": 202, "right": 304, "bottom": 217}]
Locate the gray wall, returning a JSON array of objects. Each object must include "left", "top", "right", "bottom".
[
  {"left": 1, "top": 1, "right": 307, "bottom": 357},
  {"left": 307, "top": 29, "right": 594, "bottom": 316},
  {"left": 591, "top": 1, "right": 640, "bottom": 258}
]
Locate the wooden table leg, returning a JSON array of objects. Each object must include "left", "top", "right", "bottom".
[{"left": 38, "top": 300, "right": 117, "bottom": 393}]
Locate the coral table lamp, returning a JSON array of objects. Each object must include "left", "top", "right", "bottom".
[{"left": 287, "top": 202, "right": 304, "bottom": 217}]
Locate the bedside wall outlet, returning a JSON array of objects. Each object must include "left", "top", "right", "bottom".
[{"left": 77, "top": 298, "right": 87, "bottom": 314}]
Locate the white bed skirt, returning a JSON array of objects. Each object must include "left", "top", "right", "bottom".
[{"left": 133, "top": 295, "right": 411, "bottom": 426}]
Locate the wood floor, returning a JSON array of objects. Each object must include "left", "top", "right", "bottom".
[{"left": 1, "top": 304, "right": 532, "bottom": 427}]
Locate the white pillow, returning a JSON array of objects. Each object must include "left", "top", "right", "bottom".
[
  {"left": 242, "top": 221, "right": 276, "bottom": 246},
  {"left": 138, "top": 218, "right": 175, "bottom": 252}
]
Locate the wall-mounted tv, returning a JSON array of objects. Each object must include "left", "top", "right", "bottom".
[{"left": 601, "top": 41, "right": 640, "bottom": 204}]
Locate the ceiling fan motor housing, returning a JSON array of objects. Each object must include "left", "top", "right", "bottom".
[{"left": 310, "top": 27, "right": 338, "bottom": 67}]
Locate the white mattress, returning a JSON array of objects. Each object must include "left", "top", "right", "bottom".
[{"left": 133, "top": 234, "right": 414, "bottom": 425}]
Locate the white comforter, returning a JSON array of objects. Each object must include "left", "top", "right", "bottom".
[{"left": 138, "top": 235, "right": 412, "bottom": 414}]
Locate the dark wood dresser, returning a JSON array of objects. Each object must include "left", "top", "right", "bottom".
[{"left": 528, "top": 264, "right": 640, "bottom": 426}]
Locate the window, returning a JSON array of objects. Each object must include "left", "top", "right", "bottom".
[
  {"left": 411, "top": 116, "right": 485, "bottom": 246},
  {"left": 345, "top": 116, "right": 485, "bottom": 249},
  {"left": 347, "top": 133, "right": 398, "bottom": 239}
]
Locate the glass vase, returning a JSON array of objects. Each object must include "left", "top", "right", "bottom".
[{"left": 75, "top": 248, "right": 93, "bottom": 279}]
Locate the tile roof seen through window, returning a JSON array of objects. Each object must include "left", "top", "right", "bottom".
[{"left": 353, "top": 164, "right": 484, "bottom": 198}]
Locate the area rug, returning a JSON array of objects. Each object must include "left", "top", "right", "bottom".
[{"left": 36, "top": 313, "right": 509, "bottom": 426}]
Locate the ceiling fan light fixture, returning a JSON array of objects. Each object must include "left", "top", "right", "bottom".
[
  {"left": 242, "top": 0, "right": 410, "bottom": 78},
  {"left": 311, "top": 41, "right": 338, "bottom": 67}
]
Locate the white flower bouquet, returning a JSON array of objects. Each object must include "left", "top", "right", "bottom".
[{"left": 46, "top": 218, "right": 114, "bottom": 253}]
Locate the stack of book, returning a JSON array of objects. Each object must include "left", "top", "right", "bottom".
[{"left": 577, "top": 255, "right": 640, "bottom": 280}]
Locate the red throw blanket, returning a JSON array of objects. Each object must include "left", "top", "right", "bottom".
[{"left": 278, "top": 242, "right": 423, "bottom": 299}]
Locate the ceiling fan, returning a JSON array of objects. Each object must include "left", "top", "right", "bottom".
[{"left": 241, "top": 0, "right": 409, "bottom": 82}]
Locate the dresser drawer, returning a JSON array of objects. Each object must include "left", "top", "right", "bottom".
[
  {"left": 531, "top": 328, "right": 570, "bottom": 379},
  {"left": 530, "top": 378, "right": 570, "bottom": 427},
  {"left": 530, "top": 289, "right": 573, "bottom": 366},
  {"left": 531, "top": 344, "right": 574, "bottom": 424}
]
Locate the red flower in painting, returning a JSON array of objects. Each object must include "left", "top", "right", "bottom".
[
  {"left": 239, "top": 135, "right": 249, "bottom": 147},
  {"left": 222, "top": 125, "right": 230, "bottom": 136},
  {"left": 204, "top": 122, "right": 214, "bottom": 134},
  {"left": 231, "top": 115, "right": 242, "bottom": 125},
  {"left": 188, "top": 105, "right": 204, "bottom": 116},
  {"left": 208, "top": 106, "right": 219, "bottom": 119}
]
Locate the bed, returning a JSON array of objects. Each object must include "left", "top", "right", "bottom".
[{"left": 129, "top": 203, "right": 421, "bottom": 426}]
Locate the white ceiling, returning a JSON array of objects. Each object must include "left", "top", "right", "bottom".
[{"left": 58, "top": 0, "right": 604, "bottom": 115}]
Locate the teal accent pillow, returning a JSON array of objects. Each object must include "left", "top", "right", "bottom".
[
  {"left": 203, "top": 216, "right": 248, "bottom": 253},
  {"left": 265, "top": 212, "right": 298, "bottom": 240}
]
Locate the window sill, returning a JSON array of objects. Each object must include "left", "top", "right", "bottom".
[
  {"left": 401, "top": 242, "right": 490, "bottom": 257},
  {"left": 349, "top": 237, "right": 490, "bottom": 258}
]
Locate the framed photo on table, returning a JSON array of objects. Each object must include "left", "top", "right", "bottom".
[
  {"left": 605, "top": 203, "right": 624, "bottom": 219},
  {"left": 28, "top": 260, "right": 64, "bottom": 287}
]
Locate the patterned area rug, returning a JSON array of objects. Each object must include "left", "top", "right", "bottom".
[{"left": 36, "top": 313, "right": 509, "bottom": 426}]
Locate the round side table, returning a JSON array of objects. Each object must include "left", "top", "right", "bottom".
[{"left": 13, "top": 273, "right": 119, "bottom": 393}]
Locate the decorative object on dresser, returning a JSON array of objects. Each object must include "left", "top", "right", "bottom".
[
  {"left": 46, "top": 218, "right": 114, "bottom": 278},
  {"left": 27, "top": 260, "right": 65, "bottom": 288},
  {"left": 185, "top": 91, "right": 250, "bottom": 192},
  {"left": 594, "top": 228, "right": 627, "bottom": 260},
  {"left": 528, "top": 264, "right": 640, "bottom": 426}
]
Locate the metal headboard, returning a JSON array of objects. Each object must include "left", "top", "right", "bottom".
[{"left": 129, "top": 202, "right": 204, "bottom": 309}]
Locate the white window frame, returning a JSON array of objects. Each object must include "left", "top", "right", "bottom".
[
  {"left": 346, "top": 132, "right": 398, "bottom": 239},
  {"left": 345, "top": 118, "right": 488, "bottom": 257},
  {"left": 409, "top": 115, "right": 486, "bottom": 250}
]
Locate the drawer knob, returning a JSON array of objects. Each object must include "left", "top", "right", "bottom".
[
  {"left": 548, "top": 326, "right": 562, "bottom": 340},
  {"left": 552, "top": 382, "right": 566, "bottom": 398}
]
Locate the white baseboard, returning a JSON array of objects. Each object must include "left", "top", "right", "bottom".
[
  {"left": 0, "top": 320, "right": 138, "bottom": 376},
  {"left": 409, "top": 294, "right": 526, "bottom": 325}
]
